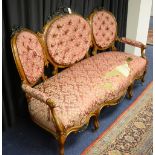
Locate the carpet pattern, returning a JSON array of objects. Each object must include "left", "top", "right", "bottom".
[
  {"left": 82, "top": 82, "right": 153, "bottom": 155},
  {"left": 147, "top": 16, "right": 153, "bottom": 45},
  {"left": 147, "top": 30, "right": 153, "bottom": 45}
]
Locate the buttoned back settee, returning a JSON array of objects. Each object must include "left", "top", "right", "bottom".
[{"left": 11, "top": 9, "right": 147, "bottom": 155}]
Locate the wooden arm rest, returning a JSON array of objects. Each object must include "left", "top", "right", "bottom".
[
  {"left": 117, "top": 37, "right": 146, "bottom": 58},
  {"left": 117, "top": 37, "right": 146, "bottom": 49}
]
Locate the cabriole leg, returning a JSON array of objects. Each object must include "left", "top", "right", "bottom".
[
  {"left": 141, "top": 70, "right": 146, "bottom": 83},
  {"left": 93, "top": 114, "right": 99, "bottom": 130},
  {"left": 58, "top": 134, "right": 66, "bottom": 155},
  {"left": 127, "top": 83, "right": 134, "bottom": 99}
]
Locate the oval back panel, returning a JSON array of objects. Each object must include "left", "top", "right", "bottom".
[
  {"left": 11, "top": 30, "right": 44, "bottom": 85},
  {"left": 44, "top": 14, "right": 91, "bottom": 66},
  {"left": 91, "top": 10, "right": 117, "bottom": 49}
]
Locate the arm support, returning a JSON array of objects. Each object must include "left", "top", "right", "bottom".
[
  {"left": 22, "top": 83, "right": 65, "bottom": 133},
  {"left": 22, "top": 83, "right": 55, "bottom": 108},
  {"left": 117, "top": 37, "right": 146, "bottom": 58}
]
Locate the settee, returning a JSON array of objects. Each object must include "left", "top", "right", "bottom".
[{"left": 11, "top": 9, "right": 147, "bottom": 155}]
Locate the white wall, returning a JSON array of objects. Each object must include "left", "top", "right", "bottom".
[
  {"left": 151, "top": 2, "right": 153, "bottom": 16},
  {"left": 125, "top": 0, "right": 152, "bottom": 56}
]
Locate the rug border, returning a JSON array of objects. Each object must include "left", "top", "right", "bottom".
[{"left": 81, "top": 81, "right": 153, "bottom": 155}]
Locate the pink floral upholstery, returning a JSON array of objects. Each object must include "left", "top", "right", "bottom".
[
  {"left": 118, "top": 37, "right": 146, "bottom": 48},
  {"left": 16, "top": 31, "right": 44, "bottom": 84},
  {"left": 92, "top": 10, "right": 117, "bottom": 48},
  {"left": 45, "top": 14, "right": 91, "bottom": 66},
  {"left": 28, "top": 52, "right": 147, "bottom": 131},
  {"left": 22, "top": 84, "right": 50, "bottom": 103}
]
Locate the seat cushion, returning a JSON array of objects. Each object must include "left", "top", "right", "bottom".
[{"left": 28, "top": 52, "right": 147, "bottom": 131}]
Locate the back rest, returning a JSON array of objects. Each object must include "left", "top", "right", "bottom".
[
  {"left": 90, "top": 10, "right": 117, "bottom": 49},
  {"left": 11, "top": 29, "right": 45, "bottom": 86},
  {"left": 43, "top": 14, "right": 91, "bottom": 66}
]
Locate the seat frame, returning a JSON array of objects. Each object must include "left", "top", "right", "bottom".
[{"left": 11, "top": 9, "right": 147, "bottom": 155}]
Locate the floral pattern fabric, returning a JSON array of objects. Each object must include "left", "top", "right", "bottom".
[
  {"left": 16, "top": 31, "right": 44, "bottom": 84},
  {"left": 28, "top": 52, "right": 147, "bottom": 131},
  {"left": 92, "top": 10, "right": 117, "bottom": 48},
  {"left": 22, "top": 84, "right": 50, "bottom": 103},
  {"left": 45, "top": 14, "right": 91, "bottom": 66}
]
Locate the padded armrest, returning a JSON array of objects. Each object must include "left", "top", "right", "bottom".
[
  {"left": 117, "top": 37, "right": 146, "bottom": 49},
  {"left": 22, "top": 83, "right": 55, "bottom": 108}
]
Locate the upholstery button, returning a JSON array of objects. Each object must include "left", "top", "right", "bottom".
[
  {"left": 57, "top": 24, "right": 63, "bottom": 29},
  {"left": 59, "top": 41, "right": 63, "bottom": 45},
  {"left": 74, "top": 27, "right": 78, "bottom": 32},
  {"left": 106, "top": 16, "right": 109, "bottom": 20},
  {"left": 68, "top": 20, "right": 72, "bottom": 25},
  {"left": 75, "top": 43, "right": 80, "bottom": 47},
  {"left": 51, "top": 44, "right": 55, "bottom": 47},
  {"left": 33, "top": 51, "right": 37, "bottom": 57},
  {"left": 106, "top": 38, "right": 110, "bottom": 41},
  {"left": 79, "top": 34, "right": 82, "bottom": 38},
  {"left": 102, "top": 21, "right": 105, "bottom": 25},
  {"left": 70, "top": 38, "right": 74, "bottom": 41},
  {"left": 102, "top": 33, "right": 105, "bottom": 37},
  {"left": 85, "top": 40, "right": 88, "bottom": 44},
  {"left": 52, "top": 34, "right": 57, "bottom": 38},
  {"left": 99, "top": 26, "right": 101, "bottom": 30},
  {"left": 106, "top": 27, "right": 109, "bottom": 31},
  {"left": 64, "top": 30, "right": 69, "bottom": 35},
  {"left": 83, "top": 24, "right": 86, "bottom": 30}
]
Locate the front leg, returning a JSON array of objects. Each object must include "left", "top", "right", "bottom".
[
  {"left": 127, "top": 83, "right": 134, "bottom": 99},
  {"left": 141, "top": 70, "right": 146, "bottom": 83},
  {"left": 58, "top": 133, "right": 67, "bottom": 155},
  {"left": 93, "top": 112, "right": 100, "bottom": 130}
]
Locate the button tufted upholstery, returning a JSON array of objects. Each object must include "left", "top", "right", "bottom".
[
  {"left": 28, "top": 52, "right": 147, "bottom": 131},
  {"left": 45, "top": 14, "right": 91, "bottom": 66},
  {"left": 92, "top": 10, "right": 117, "bottom": 48},
  {"left": 16, "top": 31, "right": 44, "bottom": 84}
]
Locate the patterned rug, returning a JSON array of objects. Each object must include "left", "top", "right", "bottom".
[
  {"left": 147, "top": 30, "right": 153, "bottom": 45},
  {"left": 82, "top": 82, "right": 153, "bottom": 155}
]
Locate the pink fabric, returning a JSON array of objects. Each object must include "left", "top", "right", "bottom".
[
  {"left": 46, "top": 14, "right": 91, "bottom": 66},
  {"left": 29, "top": 52, "right": 147, "bottom": 131},
  {"left": 22, "top": 83, "right": 56, "bottom": 131},
  {"left": 92, "top": 11, "right": 117, "bottom": 48},
  {"left": 119, "top": 37, "right": 145, "bottom": 48},
  {"left": 22, "top": 84, "right": 50, "bottom": 103},
  {"left": 16, "top": 31, "right": 44, "bottom": 84}
]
